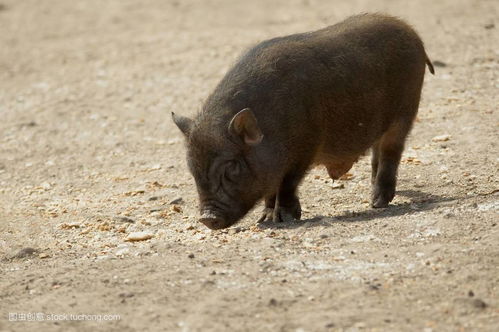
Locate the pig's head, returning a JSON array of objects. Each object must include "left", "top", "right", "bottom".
[{"left": 172, "top": 108, "right": 266, "bottom": 229}]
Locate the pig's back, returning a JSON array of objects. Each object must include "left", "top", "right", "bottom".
[
  {"left": 204, "top": 14, "right": 429, "bottom": 162},
  {"left": 239, "top": 14, "right": 427, "bottom": 157}
]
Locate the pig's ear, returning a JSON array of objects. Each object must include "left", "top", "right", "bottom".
[
  {"left": 171, "top": 112, "right": 194, "bottom": 137},
  {"left": 228, "top": 108, "right": 263, "bottom": 146}
]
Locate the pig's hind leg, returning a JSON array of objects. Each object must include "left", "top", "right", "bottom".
[
  {"left": 371, "top": 119, "right": 413, "bottom": 208},
  {"left": 258, "top": 166, "right": 306, "bottom": 223},
  {"left": 371, "top": 141, "right": 380, "bottom": 184}
]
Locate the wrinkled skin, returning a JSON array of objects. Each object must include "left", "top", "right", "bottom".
[
  {"left": 172, "top": 14, "right": 433, "bottom": 230},
  {"left": 172, "top": 109, "right": 276, "bottom": 229}
]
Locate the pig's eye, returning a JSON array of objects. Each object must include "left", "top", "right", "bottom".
[{"left": 223, "top": 160, "right": 240, "bottom": 181}]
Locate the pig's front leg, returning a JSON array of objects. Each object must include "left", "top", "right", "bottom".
[
  {"left": 257, "top": 195, "right": 277, "bottom": 223},
  {"left": 258, "top": 168, "right": 305, "bottom": 223},
  {"left": 257, "top": 194, "right": 301, "bottom": 223}
]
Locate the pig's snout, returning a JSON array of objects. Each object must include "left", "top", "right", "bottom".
[{"left": 199, "top": 211, "right": 232, "bottom": 230}]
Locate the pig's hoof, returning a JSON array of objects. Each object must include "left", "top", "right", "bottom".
[
  {"left": 274, "top": 208, "right": 296, "bottom": 223},
  {"left": 257, "top": 205, "right": 300, "bottom": 223},
  {"left": 372, "top": 198, "right": 389, "bottom": 208},
  {"left": 371, "top": 189, "right": 394, "bottom": 208},
  {"left": 257, "top": 208, "right": 274, "bottom": 223}
]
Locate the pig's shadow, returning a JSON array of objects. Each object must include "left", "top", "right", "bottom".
[{"left": 257, "top": 190, "right": 460, "bottom": 230}]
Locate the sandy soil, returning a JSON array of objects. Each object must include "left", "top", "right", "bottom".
[{"left": 1, "top": 0, "right": 498, "bottom": 331}]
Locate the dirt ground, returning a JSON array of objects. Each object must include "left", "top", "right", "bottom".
[{"left": 0, "top": 0, "right": 498, "bottom": 331}]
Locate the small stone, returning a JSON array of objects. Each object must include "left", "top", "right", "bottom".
[
  {"left": 118, "top": 292, "right": 135, "bottom": 298},
  {"left": 433, "top": 60, "right": 447, "bottom": 67},
  {"left": 12, "top": 247, "right": 37, "bottom": 259},
  {"left": 472, "top": 299, "right": 487, "bottom": 309},
  {"left": 149, "top": 206, "right": 166, "bottom": 213},
  {"left": 432, "top": 134, "right": 451, "bottom": 142},
  {"left": 141, "top": 219, "right": 152, "bottom": 226},
  {"left": 339, "top": 173, "right": 354, "bottom": 180},
  {"left": 169, "top": 197, "right": 183, "bottom": 205},
  {"left": 149, "top": 164, "right": 161, "bottom": 171},
  {"left": 269, "top": 298, "right": 278, "bottom": 306},
  {"left": 114, "top": 216, "right": 135, "bottom": 223},
  {"left": 38, "top": 253, "right": 50, "bottom": 259},
  {"left": 60, "top": 222, "right": 81, "bottom": 229},
  {"left": 125, "top": 231, "right": 154, "bottom": 242},
  {"left": 116, "top": 248, "right": 130, "bottom": 256},
  {"left": 229, "top": 227, "right": 242, "bottom": 235},
  {"left": 170, "top": 205, "right": 182, "bottom": 213},
  {"left": 187, "top": 253, "right": 195, "bottom": 259},
  {"left": 331, "top": 182, "right": 344, "bottom": 189},
  {"left": 468, "top": 290, "right": 474, "bottom": 297}
]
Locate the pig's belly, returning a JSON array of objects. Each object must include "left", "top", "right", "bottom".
[{"left": 314, "top": 151, "right": 365, "bottom": 180}]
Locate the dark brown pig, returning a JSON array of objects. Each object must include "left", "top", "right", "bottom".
[{"left": 172, "top": 13, "right": 434, "bottom": 230}]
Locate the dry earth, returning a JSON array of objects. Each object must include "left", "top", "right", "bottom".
[{"left": 0, "top": 0, "right": 498, "bottom": 331}]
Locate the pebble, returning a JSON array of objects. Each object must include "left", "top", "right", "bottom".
[
  {"left": 229, "top": 227, "right": 244, "bottom": 235},
  {"left": 149, "top": 206, "right": 167, "bottom": 213},
  {"left": 149, "top": 164, "right": 162, "bottom": 171},
  {"left": 331, "top": 182, "right": 344, "bottom": 189},
  {"left": 125, "top": 231, "right": 154, "bottom": 242},
  {"left": 114, "top": 216, "right": 135, "bottom": 223},
  {"left": 142, "top": 218, "right": 162, "bottom": 226},
  {"left": 11, "top": 247, "right": 37, "bottom": 259},
  {"left": 169, "top": 197, "right": 184, "bottom": 205},
  {"left": 472, "top": 299, "right": 487, "bottom": 309},
  {"left": 433, "top": 60, "right": 447, "bottom": 67},
  {"left": 60, "top": 222, "right": 81, "bottom": 229},
  {"left": 432, "top": 134, "right": 451, "bottom": 142},
  {"left": 116, "top": 248, "right": 130, "bottom": 256},
  {"left": 171, "top": 205, "right": 182, "bottom": 213}
]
